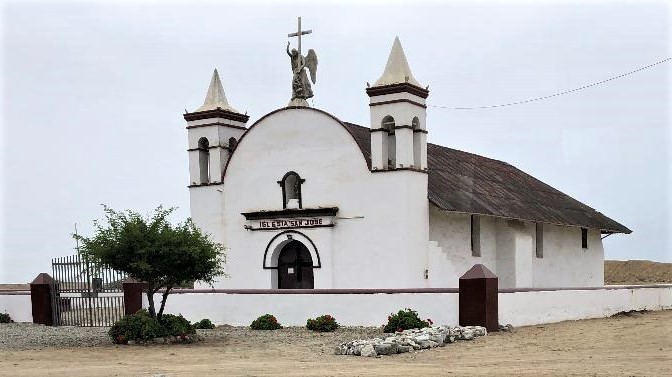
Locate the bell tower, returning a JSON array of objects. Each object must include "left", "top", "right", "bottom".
[
  {"left": 366, "top": 37, "right": 428, "bottom": 171},
  {"left": 184, "top": 69, "right": 249, "bottom": 187},
  {"left": 184, "top": 69, "right": 249, "bottom": 240}
]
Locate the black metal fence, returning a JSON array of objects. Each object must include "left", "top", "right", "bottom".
[{"left": 51, "top": 255, "right": 127, "bottom": 326}]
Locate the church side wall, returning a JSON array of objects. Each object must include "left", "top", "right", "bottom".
[
  {"left": 532, "top": 224, "right": 604, "bottom": 287},
  {"left": 427, "top": 207, "right": 498, "bottom": 287},
  {"left": 428, "top": 207, "right": 605, "bottom": 288}
]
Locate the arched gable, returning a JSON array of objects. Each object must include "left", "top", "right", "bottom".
[{"left": 221, "top": 107, "right": 370, "bottom": 182}]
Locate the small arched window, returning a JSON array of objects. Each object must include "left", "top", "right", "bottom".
[
  {"left": 228, "top": 137, "right": 237, "bottom": 151},
  {"left": 278, "top": 171, "right": 305, "bottom": 209},
  {"left": 381, "top": 115, "right": 395, "bottom": 131},
  {"left": 198, "top": 137, "right": 210, "bottom": 184},
  {"left": 412, "top": 117, "right": 420, "bottom": 129},
  {"left": 412, "top": 116, "right": 421, "bottom": 169},
  {"left": 381, "top": 116, "right": 396, "bottom": 169}
]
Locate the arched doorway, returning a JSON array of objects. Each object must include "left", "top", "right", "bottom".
[{"left": 277, "top": 240, "right": 314, "bottom": 289}]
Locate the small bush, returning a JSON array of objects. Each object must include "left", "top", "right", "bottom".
[
  {"left": 159, "top": 313, "right": 195, "bottom": 336},
  {"left": 306, "top": 314, "right": 339, "bottom": 332},
  {"left": 108, "top": 310, "right": 165, "bottom": 343},
  {"left": 194, "top": 318, "right": 216, "bottom": 329},
  {"left": 250, "top": 314, "right": 282, "bottom": 330},
  {"left": 0, "top": 313, "right": 13, "bottom": 323},
  {"left": 383, "top": 308, "right": 429, "bottom": 333}
]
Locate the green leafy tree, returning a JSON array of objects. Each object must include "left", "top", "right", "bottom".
[{"left": 75, "top": 205, "right": 225, "bottom": 320}]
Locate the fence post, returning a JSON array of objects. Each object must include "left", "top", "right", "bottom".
[
  {"left": 30, "top": 273, "right": 55, "bottom": 326},
  {"left": 459, "top": 264, "right": 498, "bottom": 332},
  {"left": 122, "top": 278, "right": 147, "bottom": 316}
]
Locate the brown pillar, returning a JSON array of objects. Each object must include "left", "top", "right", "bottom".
[
  {"left": 459, "top": 264, "right": 498, "bottom": 332},
  {"left": 30, "top": 273, "right": 55, "bottom": 326},
  {"left": 123, "top": 278, "right": 147, "bottom": 316}
]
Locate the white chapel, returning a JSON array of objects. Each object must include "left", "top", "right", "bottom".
[{"left": 183, "top": 34, "right": 630, "bottom": 290}]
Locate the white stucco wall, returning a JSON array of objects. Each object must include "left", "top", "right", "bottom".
[
  {"left": 155, "top": 291, "right": 458, "bottom": 327},
  {"left": 428, "top": 207, "right": 606, "bottom": 288},
  {"left": 151, "top": 285, "right": 671, "bottom": 327},
  {"left": 0, "top": 293, "right": 32, "bottom": 322},
  {"left": 208, "top": 107, "right": 429, "bottom": 289},
  {"left": 499, "top": 286, "right": 672, "bottom": 326}
]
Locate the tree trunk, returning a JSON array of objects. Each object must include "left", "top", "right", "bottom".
[
  {"left": 157, "top": 287, "right": 172, "bottom": 320},
  {"left": 146, "top": 286, "right": 157, "bottom": 319}
]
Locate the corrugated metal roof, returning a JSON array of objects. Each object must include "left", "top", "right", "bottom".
[{"left": 343, "top": 122, "right": 631, "bottom": 234}]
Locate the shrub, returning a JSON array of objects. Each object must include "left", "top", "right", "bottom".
[
  {"left": 194, "top": 318, "right": 216, "bottom": 329},
  {"left": 250, "top": 314, "right": 282, "bottom": 330},
  {"left": 0, "top": 312, "right": 13, "bottom": 323},
  {"left": 306, "top": 314, "right": 339, "bottom": 332},
  {"left": 159, "top": 313, "right": 195, "bottom": 336},
  {"left": 383, "top": 308, "right": 429, "bottom": 333},
  {"left": 108, "top": 310, "right": 165, "bottom": 343}
]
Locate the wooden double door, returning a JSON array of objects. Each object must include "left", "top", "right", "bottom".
[{"left": 277, "top": 240, "right": 314, "bottom": 289}]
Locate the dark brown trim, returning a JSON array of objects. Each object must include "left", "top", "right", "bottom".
[
  {"left": 250, "top": 224, "right": 334, "bottom": 231},
  {"left": 242, "top": 207, "right": 339, "bottom": 220},
  {"left": 164, "top": 288, "right": 460, "bottom": 294},
  {"left": 156, "top": 284, "right": 672, "bottom": 295},
  {"left": 0, "top": 291, "right": 30, "bottom": 295},
  {"left": 221, "top": 107, "right": 370, "bottom": 182},
  {"left": 499, "top": 284, "right": 672, "bottom": 293},
  {"left": 369, "top": 98, "right": 427, "bottom": 109},
  {"left": 413, "top": 129, "right": 428, "bottom": 134},
  {"left": 183, "top": 109, "right": 250, "bottom": 123},
  {"left": 371, "top": 167, "right": 428, "bottom": 174},
  {"left": 262, "top": 230, "right": 322, "bottom": 269},
  {"left": 185, "top": 122, "right": 248, "bottom": 130},
  {"left": 366, "top": 83, "right": 429, "bottom": 99},
  {"left": 187, "top": 145, "right": 230, "bottom": 152},
  {"left": 369, "top": 126, "right": 428, "bottom": 134},
  {"left": 188, "top": 182, "right": 223, "bottom": 188}
]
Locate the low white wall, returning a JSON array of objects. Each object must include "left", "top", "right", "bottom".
[
  {"left": 148, "top": 292, "right": 459, "bottom": 327},
  {"left": 499, "top": 286, "right": 672, "bottom": 327},
  {"left": 148, "top": 285, "right": 672, "bottom": 328},
  {"left": 0, "top": 293, "right": 33, "bottom": 323}
]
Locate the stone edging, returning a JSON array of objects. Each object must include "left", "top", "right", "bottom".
[{"left": 336, "top": 325, "right": 487, "bottom": 357}]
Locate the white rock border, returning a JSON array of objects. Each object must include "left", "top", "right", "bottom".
[{"left": 336, "top": 325, "right": 487, "bottom": 357}]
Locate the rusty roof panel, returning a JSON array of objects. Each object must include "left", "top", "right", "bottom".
[{"left": 342, "top": 122, "right": 631, "bottom": 234}]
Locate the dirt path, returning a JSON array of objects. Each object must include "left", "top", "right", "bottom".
[{"left": 1, "top": 310, "right": 670, "bottom": 377}]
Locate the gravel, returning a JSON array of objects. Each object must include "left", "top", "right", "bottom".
[
  {"left": 1, "top": 323, "right": 386, "bottom": 352},
  {"left": 0, "top": 323, "right": 110, "bottom": 351}
]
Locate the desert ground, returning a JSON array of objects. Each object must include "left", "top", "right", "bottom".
[
  {"left": 604, "top": 260, "right": 672, "bottom": 285},
  {"left": 0, "top": 309, "right": 670, "bottom": 377}
]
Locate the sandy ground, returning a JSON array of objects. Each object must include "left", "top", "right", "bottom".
[
  {"left": 605, "top": 260, "right": 672, "bottom": 285},
  {"left": 1, "top": 310, "right": 670, "bottom": 377}
]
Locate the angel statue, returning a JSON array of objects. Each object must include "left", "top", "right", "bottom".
[{"left": 286, "top": 41, "right": 318, "bottom": 106}]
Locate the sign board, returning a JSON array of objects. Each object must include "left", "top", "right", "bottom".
[{"left": 246, "top": 217, "right": 334, "bottom": 231}]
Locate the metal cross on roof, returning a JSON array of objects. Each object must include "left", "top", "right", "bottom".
[{"left": 288, "top": 16, "right": 312, "bottom": 57}]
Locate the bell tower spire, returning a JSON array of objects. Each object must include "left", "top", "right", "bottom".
[
  {"left": 184, "top": 69, "right": 249, "bottom": 188},
  {"left": 197, "top": 69, "right": 238, "bottom": 113},
  {"left": 366, "top": 37, "right": 429, "bottom": 171}
]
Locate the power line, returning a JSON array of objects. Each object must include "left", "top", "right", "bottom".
[{"left": 428, "top": 57, "right": 671, "bottom": 110}]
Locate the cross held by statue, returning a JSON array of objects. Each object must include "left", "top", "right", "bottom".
[{"left": 288, "top": 16, "right": 312, "bottom": 57}]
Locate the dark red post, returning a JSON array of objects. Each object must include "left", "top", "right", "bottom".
[
  {"left": 30, "top": 273, "right": 55, "bottom": 326},
  {"left": 123, "top": 278, "right": 147, "bottom": 316},
  {"left": 459, "top": 264, "right": 498, "bottom": 332}
]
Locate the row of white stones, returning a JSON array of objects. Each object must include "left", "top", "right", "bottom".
[{"left": 336, "top": 325, "right": 487, "bottom": 357}]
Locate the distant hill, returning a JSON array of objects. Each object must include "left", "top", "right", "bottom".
[{"left": 605, "top": 260, "right": 672, "bottom": 285}]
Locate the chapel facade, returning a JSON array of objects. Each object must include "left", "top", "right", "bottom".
[{"left": 183, "top": 37, "right": 630, "bottom": 290}]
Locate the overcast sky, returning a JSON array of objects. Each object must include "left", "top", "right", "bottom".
[{"left": 1, "top": 1, "right": 670, "bottom": 283}]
